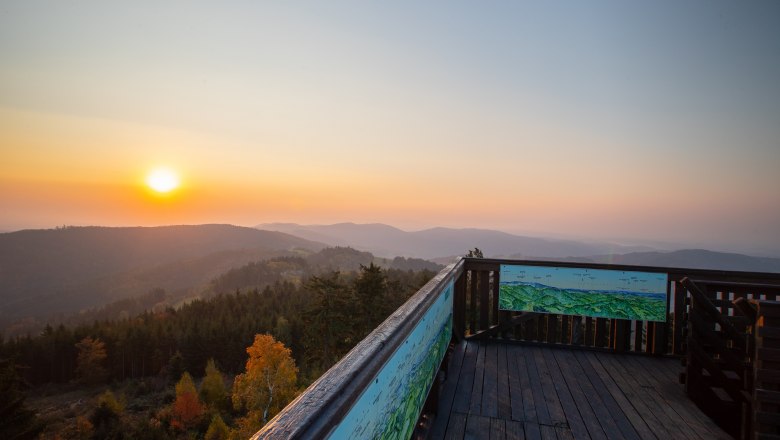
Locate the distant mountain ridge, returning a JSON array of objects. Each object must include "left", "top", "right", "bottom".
[
  {"left": 547, "top": 249, "right": 780, "bottom": 273},
  {"left": 256, "top": 222, "right": 652, "bottom": 260},
  {"left": 257, "top": 222, "right": 780, "bottom": 273},
  {"left": 3, "top": 223, "right": 778, "bottom": 336}
]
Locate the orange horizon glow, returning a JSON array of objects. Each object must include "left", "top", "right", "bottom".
[{"left": 1, "top": 3, "right": 779, "bottom": 256}]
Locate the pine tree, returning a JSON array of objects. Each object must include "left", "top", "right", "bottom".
[
  {"left": 354, "top": 263, "right": 388, "bottom": 336},
  {"left": 0, "top": 359, "right": 43, "bottom": 440},
  {"left": 302, "top": 272, "right": 354, "bottom": 370},
  {"left": 90, "top": 390, "right": 124, "bottom": 439},
  {"left": 204, "top": 414, "right": 230, "bottom": 440}
]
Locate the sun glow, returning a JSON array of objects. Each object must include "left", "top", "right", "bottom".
[{"left": 146, "top": 168, "right": 180, "bottom": 193}]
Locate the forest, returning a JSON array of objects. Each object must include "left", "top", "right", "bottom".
[{"left": 0, "top": 249, "right": 438, "bottom": 439}]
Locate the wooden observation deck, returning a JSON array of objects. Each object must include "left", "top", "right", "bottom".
[
  {"left": 431, "top": 340, "right": 729, "bottom": 439},
  {"left": 257, "top": 258, "right": 780, "bottom": 439}
]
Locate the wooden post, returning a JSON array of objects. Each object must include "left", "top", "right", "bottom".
[
  {"left": 491, "top": 270, "right": 500, "bottom": 328},
  {"left": 673, "top": 280, "right": 687, "bottom": 356},
  {"left": 584, "top": 317, "right": 593, "bottom": 347},
  {"left": 469, "top": 270, "right": 478, "bottom": 335},
  {"left": 454, "top": 272, "right": 466, "bottom": 341},
  {"left": 547, "top": 314, "right": 558, "bottom": 344},
  {"left": 634, "top": 321, "right": 644, "bottom": 352},
  {"left": 612, "top": 319, "right": 630, "bottom": 352},
  {"left": 595, "top": 318, "right": 608, "bottom": 348},
  {"left": 479, "top": 271, "right": 490, "bottom": 332},
  {"left": 750, "top": 300, "right": 780, "bottom": 440}
]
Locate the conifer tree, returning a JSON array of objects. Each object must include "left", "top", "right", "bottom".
[
  {"left": 204, "top": 414, "right": 230, "bottom": 440},
  {"left": 0, "top": 359, "right": 43, "bottom": 440},
  {"left": 90, "top": 390, "right": 124, "bottom": 439},
  {"left": 354, "top": 263, "right": 388, "bottom": 336},
  {"left": 302, "top": 272, "right": 354, "bottom": 370}
]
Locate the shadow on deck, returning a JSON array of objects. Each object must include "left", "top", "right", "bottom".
[{"left": 431, "top": 340, "right": 730, "bottom": 440}]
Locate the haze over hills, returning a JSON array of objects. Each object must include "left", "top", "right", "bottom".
[
  {"left": 3, "top": 222, "right": 779, "bottom": 336},
  {"left": 258, "top": 222, "right": 780, "bottom": 273},
  {"left": 0, "top": 224, "right": 326, "bottom": 329},
  {"left": 256, "top": 222, "right": 654, "bottom": 260},
  {"left": 545, "top": 249, "right": 780, "bottom": 273}
]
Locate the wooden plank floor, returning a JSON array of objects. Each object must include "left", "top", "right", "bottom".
[{"left": 430, "top": 340, "right": 731, "bottom": 440}]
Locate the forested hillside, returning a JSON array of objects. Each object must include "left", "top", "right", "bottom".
[
  {"left": 1, "top": 262, "right": 437, "bottom": 439},
  {"left": 6, "top": 247, "right": 441, "bottom": 337},
  {"left": 0, "top": 225, "right": 326, "bottom": 334}
]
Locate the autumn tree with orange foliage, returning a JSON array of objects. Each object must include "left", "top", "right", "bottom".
[
  {"left": 75, "top": 336, "right": 107, "bottom": 384},
  {"left": 232, "top": 334, "right": 298, "bottom": 435},
  {"left": 172, "top": 371, "right": 204, "bottom": 431}
]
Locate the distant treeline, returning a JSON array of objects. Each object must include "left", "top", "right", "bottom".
[{"left": 0, "top": 261, "right": 436, "bottom": 386}]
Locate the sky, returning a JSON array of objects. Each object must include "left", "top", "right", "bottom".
[{"left": 1, "top": 1, "right": 779, "bottom": 256}]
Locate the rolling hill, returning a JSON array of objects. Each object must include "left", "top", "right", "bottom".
[{"left": 0, "top": 225, "right": 325, "bottom": 330}]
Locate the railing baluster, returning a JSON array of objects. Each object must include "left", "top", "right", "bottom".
[
  {"left": 584, "top": 316, "right": 594, "bottom": 346},
  {"left": 454, "top": 271, "right": 466, "bottom": 340},
  {"left": 673, "top": 279, "right": 687, "bottom": 355},
  {"left": 561, "top": 315, "right": 570, "bottom": 345},
  {"left": 469, "top": 270, "right": 478, "bottom": 335},
  {"left": 491, "top": 270, "right": 500, "bottom": 328},
  {"left": 595, "top": 318, "right": 608, "bottom": 347},
  {"left": 634, "top": 321, "right": 644, "bottom": 352},
  {"left": 479, "top": 270, "right": 490, "bottom": 331}
]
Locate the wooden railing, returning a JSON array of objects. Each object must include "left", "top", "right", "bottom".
[
  {"left": 254, "top": 259, "right": 464, "bottom": 439},
  {"left": 256, "top": 257, "right": 780, "bottom": 439},
  {"left": 748, "top": 299, "right": 780, "bottom": 439},
  {"left": 455, "top": 259, "right": 780, "bottom": 438},
  {"left": 677, "top": 278, "right": 780, "bottom": 438},
  {"left": 455, "top": 259, "right": 778, "bottom": 354}
]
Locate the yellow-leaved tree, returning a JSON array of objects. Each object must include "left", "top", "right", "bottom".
[
  {"left": 199, "top": 358, "right": 227, "bottom": 413},
  {"left": 172, "top": 371, "right": 204, "bottom": 431},
  {"left": 232, "top": 334, "right": 298, "bottom": 436},
  {"left": 75, "top": 336, "right": 107, "bottom": 384}
]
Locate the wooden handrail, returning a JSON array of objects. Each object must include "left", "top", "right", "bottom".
[
  {"left": 681, "top": 277, "right": 747, "bottom": 350},
  {"left": 257, "top": 256, "right": 780, "bottom": 439},
  {"left": 254, "top": 258, "right": 464, "bottom": 439}
]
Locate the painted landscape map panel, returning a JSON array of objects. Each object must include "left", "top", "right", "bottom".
[
  {"left": 499, "top": 265, "right": 667, "bottom": 322},
  {"left": 328, "top": 281, "right": 453, "bottom": 440}
]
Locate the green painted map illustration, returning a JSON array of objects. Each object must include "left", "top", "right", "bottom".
[
  {"left": 328, "top": 281, "right": 453, "bottom": 439},
  {"left": 499, "top": 265, "right": 667, "bottom": 322}
]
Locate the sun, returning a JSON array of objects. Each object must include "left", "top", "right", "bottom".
[{"left": 146, "top": 168, "right": 180, "bottom": 193}]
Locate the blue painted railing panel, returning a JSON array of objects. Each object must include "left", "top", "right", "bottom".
[{"left": 328, "top": 280, "right": 453, "bottom": 439}]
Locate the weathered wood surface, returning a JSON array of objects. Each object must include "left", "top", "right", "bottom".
[
  {"left": 254, "top": 259, "right": 464, "bottom": 439},
  {"left": 750, "top": 300, "right": 780, "bottom": 440},
  {"left": 459, "top": 258, "right": 780, "bottom": 357},
  {"left": 431, "top": 340, "right": 731, "bottom": 440}
]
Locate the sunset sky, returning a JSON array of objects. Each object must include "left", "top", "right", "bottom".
[{"left": 1, "top": 2, "right": 779, "bottom": 255}]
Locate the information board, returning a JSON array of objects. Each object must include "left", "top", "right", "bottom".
[{"left": 499, "top": 265, "right": 667, "bottom": 322}]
